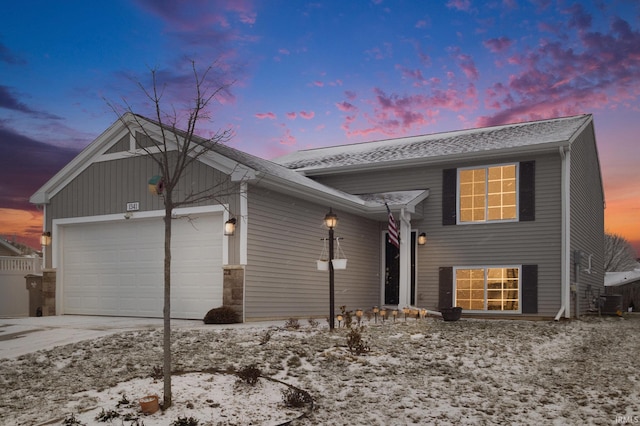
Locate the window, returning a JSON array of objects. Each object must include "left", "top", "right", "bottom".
[
  {"left": 458, "top": 164, "right": 517, "bottom": 223},
  {"left": 454, "top": 267, "right": 520, "bottom": 311}
]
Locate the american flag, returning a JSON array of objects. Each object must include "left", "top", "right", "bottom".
[{"left": 385, "top": 203, "right": 400, "bottom": 249}]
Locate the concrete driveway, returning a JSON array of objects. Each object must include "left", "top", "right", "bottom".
[
  {"left": 0, "top": 315, "right": 286, "bottom": 359},
  {"left": 0, "top": 315, "right": 205, "bottom": 359}
]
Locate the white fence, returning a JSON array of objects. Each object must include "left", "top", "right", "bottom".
[{"left": 0, "top": 256, "right": 42, "bottom": 317}]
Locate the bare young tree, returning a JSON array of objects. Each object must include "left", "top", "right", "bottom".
[
  {"left": 108, "top": 61, "right": 235, "bottom": 408},
  {"left": 604, "top": 233, "right": 638, "bottom": 272}
]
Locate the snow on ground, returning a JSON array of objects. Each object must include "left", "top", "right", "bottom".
[{"left": 1, "top": 315, "right": 639, "bottom": 425}]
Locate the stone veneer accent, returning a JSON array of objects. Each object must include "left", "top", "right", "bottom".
[
  {"left": 222, "top": 265, "right": 244, "bottom": 320},
  {"left": 42, "top": 269, "right": 56, "bottom": 316}
]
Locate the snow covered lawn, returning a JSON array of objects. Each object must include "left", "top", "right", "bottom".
[{"left": 1, "top": 315, "right": 638, "bottom": 425}]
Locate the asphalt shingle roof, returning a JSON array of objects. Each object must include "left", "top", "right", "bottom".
[{"left": 273, "top": 114, "right": 592, "bottom": 172}]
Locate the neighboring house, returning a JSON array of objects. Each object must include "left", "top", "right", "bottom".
[
  {"left": 31, "top": 113, "right": 604, "bottom": 321},
  {"left": 605, "top": 267, "right": 640, "bottom": 312},
  {"left": 0, "top": 238, "right": 41, "bottom": 317}
]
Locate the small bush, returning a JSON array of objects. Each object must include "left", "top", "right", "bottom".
[
  {"left": 346, "top": 327, "right": 370, "bottom": 355},
  {"left": 203, "top": 306, "right": 239, "bottom": 324},
  {"left": 95, "top": 408, "right": 120, "bottom": 422},
  {"left": 237, "top": 364, "right": 261, "bottom": 386},
  {"left": 62, "top": 413, "right": 85, "bottom": 426},
  {"left": 259, "top": 329, "right": 273, "bottom": 345},
  {"left": 171, "top": 416, "right": 199, "bottom": 426},
  {"left": 282, "top": 387, "right": 313, "bottom": 408},
  {"left": 307, "top": 317, "right": 319, "bottom": 328},
  {"left": 150, "top": 366, "right": 163, "bottom": 380},
  {"left": 284, "top": 318, "right": 301, "bottom": 329}
]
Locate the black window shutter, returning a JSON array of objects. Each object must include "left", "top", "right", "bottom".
[
  {"left": 439, "top": 267, "right": 454, "bottom": 308},
  {"left": 442, "top": 168, "right": 457, "bottom": 226},
  {"left": 521, "top": 264, "right": 538, "bottom": 314},
  {"left": 519, "top": 161, "right": 535, "bottom": 221}
]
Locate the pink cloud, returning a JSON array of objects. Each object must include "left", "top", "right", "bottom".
[
  {"left": 278, "top": 48, "right": 290, "bottom": 55},
  {"left": 483, "top": 37, "right": 513, "bottom": 53},
  {"left": 279, "top": 127, "right": 296, "bottom": 145},
  {"left": 478, "top": 14, "right": 640, "bottom": 127},
  {"left": 312, "top": 81, "right": 324, "bottom": 87},
  {"left": 344, "top": 90, "right": 357, "bottom": 100},
  {"left": 340, "top": 86, "right": 471, "bottom": 138},
  {"left": 336, "top": 101, "right": 356, "bottom": 112},
  {"left": 286, "top": 112, "right": 297, "bottom": 119},
  {"left": 255, "top": 112, "right": 276, "bottom": 120},
  {"left": 456, "top": 52, "right": 479, "bottom": 80},
  {"left": 446, "top": 0, "right": 471, "bottom": 12},
  {"left": 299, "top": 111, "right": 315, "bottom": 119}
]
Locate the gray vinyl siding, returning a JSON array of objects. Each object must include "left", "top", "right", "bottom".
[
  {"left": 244, "top": 185, "right": 380, "bottom": 320},
  {"left": 313, "top": 153, "right": 564, "bottom": 316},
  {"left": 105, "top": 134, "right": 130, "bottom": 154},
  {"left": 46, "top": 153, "right": 242, "bottom": 264},
  {"left": 569, "top": 123, "right": 605, "bottom": 316}
]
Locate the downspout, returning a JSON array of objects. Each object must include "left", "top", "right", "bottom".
[
  {"left": 557, "top": 145, "right": 571, "bottom": 320},
  {"left": 240, "top": 181, "right": 248, "bottom": 324}
]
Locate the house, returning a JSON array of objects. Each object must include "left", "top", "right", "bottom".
[
  {"left": 31, "top": 113, "right": 604, "bottom": 321},
  {"left": 605, "top": 267, "right": 640, "bottom": 312}
]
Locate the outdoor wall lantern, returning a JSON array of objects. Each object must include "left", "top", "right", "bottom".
[
  {"left": 224, "top": 218, "right": 237, "bottom": 236},
  {"left": 418, "top": 232, "right": 427, "bottom": 246},
  {"left": 324, "top": 208, "right": 338, "bottom": 330},
  {"left": 40, "top": 232, "right": 51, "bottom": 246}
]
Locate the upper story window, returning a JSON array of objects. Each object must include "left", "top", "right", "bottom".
[{"left": 458, "top": 164, "right": 517, "bottom": 223}]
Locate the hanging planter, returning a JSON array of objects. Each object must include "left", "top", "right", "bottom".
[
  {"left": 331, "top": 238, "right": 347, "bottom": 270},
  {"left": 316, "top": 238, "right": 329, "bottom": 271},
  {"left": 139, "top": 395, "right": 159, "bottom": 414}
]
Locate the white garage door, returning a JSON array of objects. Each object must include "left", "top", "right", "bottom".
[{"left": 61, "top": 214, "right": 223, "bottom": 319}]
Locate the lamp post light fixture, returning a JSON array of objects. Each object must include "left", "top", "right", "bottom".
[
  {"left": 403, "top": 306, "right": 410, "bottom": 322},
  {"left": 324, "top": 208, "right": 338, "bottom": 330},
  {"left": 380, "top": 308, "right": 387, "bottom": 323},
  {"left": 336, "top": 314, "right": 343, "bottom": 328},
  {"left": 420, "top": 308, "right": 427, "bottom": 319},
  {"left": 355, "top": 309, "right": 363, "bottom": 325},
  {"left": 372, "top": 306, "right": 379, "bottom": 323},
  {"left": 392, "top": 309, "right": 398, "bottom": 322}
]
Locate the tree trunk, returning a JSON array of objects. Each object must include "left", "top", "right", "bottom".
[{"left": 163, "top": 201, "right": 172, "bottom": 408}]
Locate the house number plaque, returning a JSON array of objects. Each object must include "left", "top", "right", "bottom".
[{"left": 126, "top": 202, "right": 140, "bottom": 212}]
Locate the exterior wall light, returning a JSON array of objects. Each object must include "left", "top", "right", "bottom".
[
  {"left": 418, "top": 232, "right": 427, "bottom": 245},
  {"left": 40, "top": 232, "right": 52, "bottom": 246},
  {"left": 224, "top": 218, "right": 237, "bottom": 236}
]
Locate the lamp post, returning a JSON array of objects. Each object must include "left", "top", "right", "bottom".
[{"left": 324, "top": 208, "right": 338, "bottom": 330}]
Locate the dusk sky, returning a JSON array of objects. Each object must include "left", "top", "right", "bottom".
[{"left": 1, "top": 0, "right": 639, "bottom": 255}]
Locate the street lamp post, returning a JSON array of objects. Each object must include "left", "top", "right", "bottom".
[{"left": 324, "top": 208, "right": 338, "bottom": 330}]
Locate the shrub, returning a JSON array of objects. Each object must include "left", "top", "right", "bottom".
[
  {"left": 62, "top": 413, "right": 85, "bottom": 426},
  {"left": 307, "top": 317, "right": 319, "bottom": 328},
  {"left": 171, "top": 417, "right": 199, "bottom": 426},
  {"left": 282, "top": 387, "right": 313, "bottom": 408},
  {"left": 237, "top": 364, "right": 261, "bottom": 386},
  {"left": 259, "top": 329, "right": 273, "bottom": 345},
  {"left": 346, "top": 327, "right": 370, "bottom": 355},
  {"left": 95, "top": 408, "right": 120, "bottom": 422},
  {"left": 284, "top": 318, "right": 301, "bottom": 329},
  {"left": 203, "top": 306, "right": 239, "bottom": 324}
]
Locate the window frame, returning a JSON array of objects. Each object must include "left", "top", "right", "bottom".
[
  {"left": 453, "top": 265, "right": 522, "bottom": 313},
  {"left": 456, "top": 162, "right": 520, "bottom": 225}
]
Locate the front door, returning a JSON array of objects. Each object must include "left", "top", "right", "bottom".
[{"left": 384, "top": 231, "right": 416, "bottom": 305}]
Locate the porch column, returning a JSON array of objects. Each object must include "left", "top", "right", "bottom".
[{"left": 398, "top": 208, "right": 412, "bottom": 308}]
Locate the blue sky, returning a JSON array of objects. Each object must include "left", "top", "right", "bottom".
[{"left": 1, "top": 0, "right": 639, "bottom": 252}]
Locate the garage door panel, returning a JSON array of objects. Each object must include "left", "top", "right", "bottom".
[{"left": 62, "top": 213, "right": 224, "bottom": 319}]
